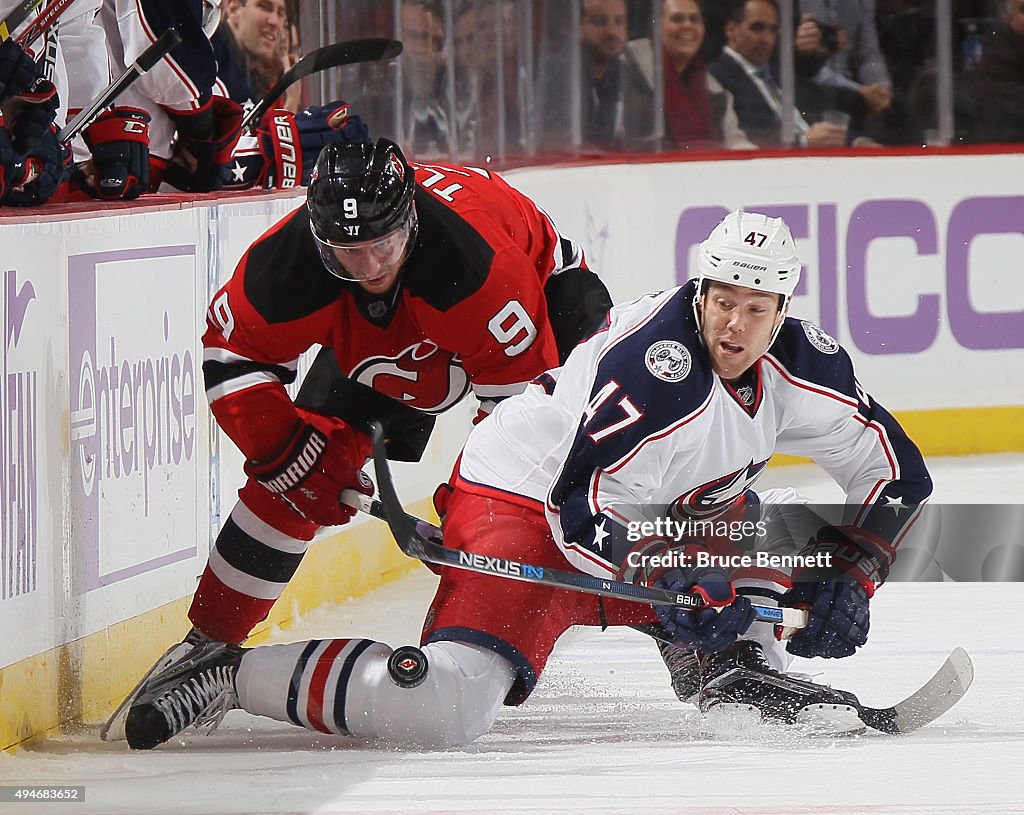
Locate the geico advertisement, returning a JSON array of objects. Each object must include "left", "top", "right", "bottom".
[{"left": 508, "top": 154, "right": 1024, "bottom": 409}]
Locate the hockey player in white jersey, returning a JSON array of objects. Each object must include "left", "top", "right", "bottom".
[{"left": 116, "top": 210, "right": 931, "bottom": 749}]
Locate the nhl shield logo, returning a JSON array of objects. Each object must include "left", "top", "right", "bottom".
[
  {"left": 645, "top": 340, "right": 691, "bottom": 382},
  {"left": 801, "top": 321, "right": 839, "bottom": 354}
]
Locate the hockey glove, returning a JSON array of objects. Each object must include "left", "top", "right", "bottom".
[
  {"left": 0, "top": 40, "right": 38, "bottom": 103},
  {"left": 74, "top": 107, "right": 152, "bottom": 200},
  {"left": 654, "top": 561, "right": 756, "bottom": 652},
  {"left": 292, "top": 101, "right": 368, "bottom": 183},
  {"left": 244, "top": 416, "right": 373, "bottom": 527},
  {"left": 255, "top": 102, "right": 369, "bottom": 189},
  {"left": 2, "top": 79, "right": 69, "bottom": 207},
  {"left": 781, "top": 526, "right": 884, "bottom": 659},
  {"left": 163, "top": 95, "right": 244, "bottom": 192}
]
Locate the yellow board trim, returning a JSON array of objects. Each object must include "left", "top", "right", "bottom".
[
  {"left": 1, "top": 498, "right": 433, "bottom": 752},
  {"left": 771, "top": 406, "right": 1024, "bottom": 467}
]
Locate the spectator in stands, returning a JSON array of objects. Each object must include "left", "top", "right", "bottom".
[
  {"left": 630, "top": 0, "right": 753, "bottom": 150},
  {"left": 213, "top": 0, "right": 297, "bottom": 111},
  {"left": 453, "top": 0, "right": 527, "bottom": 161},
  {"left": 971, "top": 0, "right": 1024, "bottom": 142},
  {"left": 798, "top": 0, "right": 902, "bottom": 140},
  {"left": 579, "top": 0, "right": 656, "bottom": 151},
  {"left": 399, "top": 0, "right": 449, "bottom": 158},
  {"left": 709, "top": 0, "right": 847, "bottom": 148}
]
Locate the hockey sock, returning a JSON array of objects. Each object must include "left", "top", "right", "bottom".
[{"left": 189, "top": 498, "right": 315, "bottom": 644}]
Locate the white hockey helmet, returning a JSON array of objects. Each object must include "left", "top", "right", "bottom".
[{"left": 695, "top": 210, "right": 802, "bottom": 306}]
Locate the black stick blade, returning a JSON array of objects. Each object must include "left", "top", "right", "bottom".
[{"left": 241, "top": 38, "right": 403, "bottom": 132}]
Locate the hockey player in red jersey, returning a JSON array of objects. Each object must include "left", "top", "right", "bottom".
[
  {"left": 103, "top": 136, "right": 612, "bottom": 747},
  {"left": 113, "top": 210, "right": 930, "bottom": 750}
]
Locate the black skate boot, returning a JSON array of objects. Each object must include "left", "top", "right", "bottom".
[
  {"left": 124, "top": 633, "right": 244, "bottom": 750},
  {"left": 102, "top": 629, "right": 212, "bottom": 742},
  {"left": 656, "top": 639, "right": 703, "bottom": 703},
  {"left": 661, "top": 639, "right": 867, "bottom": 735}
]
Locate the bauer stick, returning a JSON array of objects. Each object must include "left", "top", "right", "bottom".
[
  {"left": 341, "top": 422, "right": 808, "bottom": 630},
  {"left": 57, "top": 28, "right": 181, "bottom": 144},
  {"left": 237, "top": 37, "right": 403, "bottom": 134}
]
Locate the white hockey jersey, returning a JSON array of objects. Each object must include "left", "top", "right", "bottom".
[{"left": 458, "top": 280, "right": 932, "bottom": 579}]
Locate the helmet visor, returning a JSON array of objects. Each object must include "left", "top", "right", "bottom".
[{"left": 313, "top": 212, "right": 415, "bottom": 284}]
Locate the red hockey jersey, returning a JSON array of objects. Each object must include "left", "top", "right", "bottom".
[{"left": 203, "top": 162, "right": 588, "bottom": 461}]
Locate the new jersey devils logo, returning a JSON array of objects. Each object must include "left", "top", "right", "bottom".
[
  {"left": 671, "top": 458, "right": 770, "bottom": 520},
  {"left": 351, "top": 341, "right": 470, "bottom": 414}
]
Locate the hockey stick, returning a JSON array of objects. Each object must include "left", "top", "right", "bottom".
[
  {"left": 351, "top": 422, "right": 808, "bottom": 629},
  {"left": 238, "top": 38, "right": 403, "bottom": 134},
  {"left": 57, "top": 28, "right": 182, "bottom": 144},
  {"left": 851, "top": 646, "right": 974, "bottom": 734},
  {"left": 0, "top": 0, "right": 43, "bottom": 41},
  {"left": 15, "top": 0, "right": 76, "bottom": 47}
]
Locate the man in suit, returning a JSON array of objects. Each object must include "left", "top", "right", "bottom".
[{"left": 709, "top": 0, "right": 847, "bottom": 147}]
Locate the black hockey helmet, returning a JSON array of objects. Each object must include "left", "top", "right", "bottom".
[{"left": 307, "top": 137, "right": 415, "bottom": 246}]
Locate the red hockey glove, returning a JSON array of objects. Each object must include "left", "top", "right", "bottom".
[
  {"left": 254, "top": 108, "right": 303, "bottom": 189},
  {"left": 74, "top": 107, "right": 151, "bottom": 200},
  {"left": 244, "top": 417, "right": 373, "bottom": 527},
  {"left": 163, "top": 95, "right": 244, "bottom": 192}
]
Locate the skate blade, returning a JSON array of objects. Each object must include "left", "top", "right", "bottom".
[
  {"left": 794, "top": 703, "right": 866, "bottom": 737},
  {"left": 99, "top": 640, "right": 194, "bottom": 742},
  {"left": 699, "top": 703, "right": 765, "bottom": 738}
]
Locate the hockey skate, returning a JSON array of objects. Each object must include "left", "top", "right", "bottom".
[
  {"left": 124, "top": 634, "right": 244, "bottom": 750},
  {"left": 659, "top": 639, "right": 866, "bottom": 736},
  {"left": 100, "top": 630, "right": 242, "bottom": 745}
]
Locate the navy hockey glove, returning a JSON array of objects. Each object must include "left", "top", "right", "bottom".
[
  {"left": 244, "top": 417, "right": 373, "bottom": 528},
  {"left": 292, "top": 101, "right": 368, "bottom": 182},
  {"left": 256, "top": 102, "right": 369, "bottom": 189},
  {"left": 781, "top": 526, "right": 884, "bottom": 659},
  {"left": 74, "top": 107, "right": 151, "bottom": 200},
  {"left": 782, "top": 578, "right": 872, "bottom": 659},
  {"left": 0, "top": 40, "right": 38, "bottom": 103},
  {"left": 654, "top": 562, "right": 756, "bottom": 652},
  {"left": 2, "top": 79, "right": 69, "bottom": 206},
  {"left": 163, "top": 96, "right": 243, "bottom": 192}
]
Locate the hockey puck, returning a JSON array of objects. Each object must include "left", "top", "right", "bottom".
[{"left": 387, "top": 645, "right": 429, "bottom": 688}]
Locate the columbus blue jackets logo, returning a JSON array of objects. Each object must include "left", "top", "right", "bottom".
[
  {"left": 351, "top": 341, "right": 469, "bottom": 413},
  {"left": 801, "top": 321, "right": 839, "bottom": 354},
  {"left": 645, "top": 340, "right": 691, "bottom": 382}
]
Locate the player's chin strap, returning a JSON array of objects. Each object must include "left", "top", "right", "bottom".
[{"left": 340, "top": 424, "right": 809, "bottom": 638}]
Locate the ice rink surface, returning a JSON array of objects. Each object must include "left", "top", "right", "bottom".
[{"left": 2, "top": 454, "right": 1023, "bottom": 815}]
